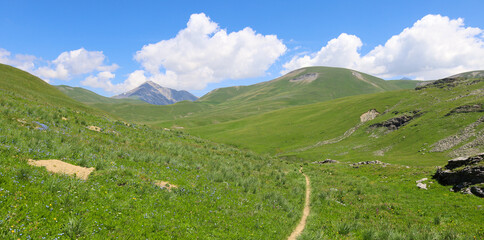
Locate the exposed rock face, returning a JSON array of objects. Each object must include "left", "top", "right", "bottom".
[
  {"left": 433, "top": 153, "right": 484, "bottom": 197},
  {"left": 289, "top": 73, "right": 318, "bottom": 83},
  {"left": 445, "top": 155, "right": 484, "bottom": 170},
  {"left": 415, "top": 81, "right": 435, "bottom": 87},
  {"left": 360, "top": 109, "right": 380, "bottom": 122},
  {"left": 416, "top": 71, "right": 484, "bottom": 90},
  {"left": 113, "top": 81, "right": 198, "bottom": 105},
  {"left": 415, "top": 77, "right": 460, "bottom": 90},
  {"left": 369, "top": 111, "right": 421, "bottom": 131},
  {"left": 430, "top": 117, "right": 484, "bottom": 153},
  {"left": 470, "top": 186, "right": 484, "bottom": 197},
  {"left": 313, "top": 159, "right": 339, "bottom": 164},
  {"left": 445, "top": 104, "right": 484, "bottom": 116}
]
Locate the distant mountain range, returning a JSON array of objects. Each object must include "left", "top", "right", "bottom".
[{"left": 112, "top": 81, "right": 198, "bottom": 105}]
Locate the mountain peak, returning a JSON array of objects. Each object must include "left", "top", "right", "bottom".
[{"left": 113, "top": 81, "right": 198, "bottom": 105}]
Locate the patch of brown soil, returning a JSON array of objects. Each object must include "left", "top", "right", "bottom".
[
  {"left": 28, "top": 159, "right": 94, "bottom": 180},
  {"left": 87, "top": 126, "right": 102, "bottom": 132},
  {"left": 154, "top": 180, "right": 178, "bottom": 191}
]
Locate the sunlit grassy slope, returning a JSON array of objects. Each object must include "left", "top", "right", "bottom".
[
  {"left": 190, "top": 75, "right": 484, "bottom": 166},
  {"left": 186, "top": 71, "right": 484, "bottom": 239},
  {"left": 2, "top": 64, "right": 484, "bottom": 239},
  {"left": 56, "top": 85, "right": 146, "bottom": 104},
  {"left": 0, "top": 64, "right": 304, "bottom": 239},
  {"left": 60, "top": 66, "right": 419, "bottom": 127}
]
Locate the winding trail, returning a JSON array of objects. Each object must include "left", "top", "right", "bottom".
[{"left": 288, "top": 168, "right": 311, "bottom": 240}]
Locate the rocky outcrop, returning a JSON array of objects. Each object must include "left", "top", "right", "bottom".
[
  {"left": 433, "top": 153, "right": 484, "bottom": 197},
  {"left": 445, "top": 154, "right": 484, "bottom": 170},
  {"left": 415, "top": 77, "right": 460, "bottom": 90},
  {"left": 416, "top": 72, "right": 484, "bottom": 90},
  {"left": 369, "top": 111, "right": 421, "bottom": 131},
  {"left": 289, "top": 73, "right": 318, "bottom": 83},
  {"left": 430, "top": 117, "right": 484, "bottom": 153},
  {"left": 445, "top": 104, "right": 484, "bottom": 116},
  {"left": 360, "top": 109, "right": 380, "bottom": 122},
  {"left": 313, "top": 159, "right": 339, "bottom": 164}
]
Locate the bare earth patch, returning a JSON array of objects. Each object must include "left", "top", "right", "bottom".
[
  {"left": 28, "top": 159, "right": 94, "bottom": 180},
  {"left": 154, "top": 180, "right": 178, "bottom": 191},
  {"left": 87, "top": 126, "right": 102, "bottom": 132},
  {"left": 352, "top": 71, "right": 383, "bottom": 90}
]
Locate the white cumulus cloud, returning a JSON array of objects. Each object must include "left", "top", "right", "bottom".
[
  {"left": 130, "top": 13, "right": 287, "bottom": 90},
  {"left": 283, "top": 14, "right": 484, "bottom": 80},
  {"left": 35, "top": 48, "right": 118, "bottom": 81},
  {"left": 81, "top": 70, "right": 148, "bottom": 94},
  {"left": 0, "top": 48, "right": 37, "bottom": 72}
]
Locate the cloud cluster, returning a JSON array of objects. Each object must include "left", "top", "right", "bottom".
[
  {"left": 283, "top": 14, "right": 484, "bottom": 80},
  {"left": 0, "top": 48, "right": 37, "bottom": 72},
  {"left": 3, "top": 13, "right": 484, "bottom": 95},
  {"left": 35, "top": 48, "right": 118, "bottom": 81},
  {"left": 126, "top": 13, "right": 286, "bottom": 91}
]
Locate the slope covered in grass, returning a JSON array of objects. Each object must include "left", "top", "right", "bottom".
[
  {"left": 62, "top": 66, "right": 417, "bottom": 127},
  {"left": 190, "top": 75, "right": 484, "bottom": 166},
  {"left": 56, "top": 85, "right": 146, "bottom": 104},
  {"left": 187, "top": 72, "right": 484, "bottom": 239},
  {"left": 0, "top": 65, "right": 304, "bottom": 239}
]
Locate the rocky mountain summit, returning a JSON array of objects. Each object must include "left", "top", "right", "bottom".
[{"left": 113, "top": 81, "right": 198, "bottom": 105}]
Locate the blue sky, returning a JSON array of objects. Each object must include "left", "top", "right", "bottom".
[{"left": 1, "top": 0, "right": 484, "bottom": 97}]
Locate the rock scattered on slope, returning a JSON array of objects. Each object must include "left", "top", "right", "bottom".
[
  {"left": 445, "top": 104, "right": 484, "bottom": 116},
  {"left": 360, "top": 109, "right": 380, "bottom": 122},
  {"left": 351, "top": 160, "right": 388, "bottom": 168},
  {"left": 433, "top": 153, "right": 484, "bottom": 197},
  {"left": 430, "top": 116, "right": 484, "bottom": 153},
  {"left": 313, "top": 159, "right": 339, "bottom": 164},
  {"left": 417, "top": 182, "right": 428, "bottom": 190},
  {"left": 416, "top": 72, "right": 484, "bottom": 90},
  {"left": 369, "top": 111, "right": 421, "bottom": 131},
  {"left": 416, "top": 178, "right": 429, "bottom": 190}
]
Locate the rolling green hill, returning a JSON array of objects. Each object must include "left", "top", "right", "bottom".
[
  {"left": 66, "top": 66, "right": 418, "bottom": 127},
  {"left": 56, "top": 85, "right": 146, "bottom": 104},
  {"left": 190, "top": 73, "right": 484, "bottom": 165},
  {"left": 2, "top": 64, "right": 484, "bottom": 238},
  {"left": 185, "top": 70, "right": 484, "bottom": 238},
  {"left": 0, "top": 64, "right": 304, "bottom": 239},
  {"left": 199, "top": 66, "right": 403, "bottom": 104}
]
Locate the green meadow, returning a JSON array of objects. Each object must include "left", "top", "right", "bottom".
[
  {"left": 0, "top": 64, "right": 304, "bottom": 239},
  {"left": 1, "top": 63, "right": 484, "bottom": 239}
]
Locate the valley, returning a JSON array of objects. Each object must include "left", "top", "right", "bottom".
[{"left": 1, "top": 63, "right": 484, "bottom": 239}]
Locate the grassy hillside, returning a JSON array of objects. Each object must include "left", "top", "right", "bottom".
[
  {"left": 0, "top": 64, "right": 304, "bottom": 239},
  {"left": 62, "top": 66, "right": 417, "bottom": 127},
  {"left": 199, "top": 67, "right": 403, "bottom": 104},
  {"left": 187, "top": 72, "right": 484, "bottom": 238},
  {"left": 56, "top": 85, "right": 146, "bottom": 104},
  {"left": 4, "top": 64, "right": 483, "bottom": 238},
  {"left": 385, "top": 79, "right": 422, "bottom": 89},
  {"left": 190, "top": 75, "right": 484, "bottom": 165}
]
